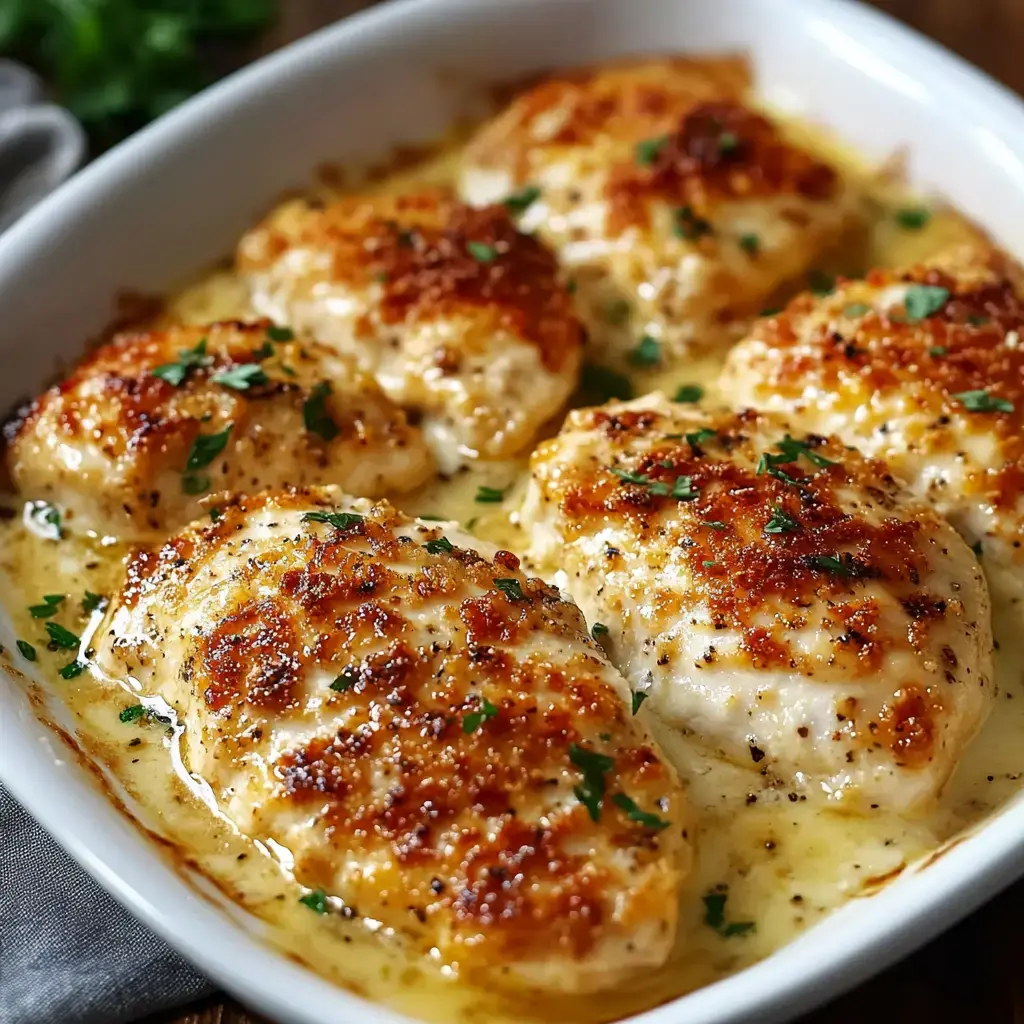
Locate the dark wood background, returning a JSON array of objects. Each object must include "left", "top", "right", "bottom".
[{"left": 147, "top": 2, "right": 1024, "bottom": 1022}]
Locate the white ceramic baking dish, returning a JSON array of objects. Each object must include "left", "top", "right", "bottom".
[{"left": 4, "top": 1, "right": 1024, "bottom": 1021}]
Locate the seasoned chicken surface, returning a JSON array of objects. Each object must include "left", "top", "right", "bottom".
[
  {"left": 4, "top": 321, "right": 432, "bottom": 542},
  {"left": 96, "top": 488, "right": 690, "bottom": 993},
  {"left": 720, "top": 245, "right": 1024, "bottom": 635},
  {"left": 236, "top": 192, "right": 582, "bottom": 470},
  {"left": 458, "top": 57, "right": 860, "bottom": 365},
  {"left": 523, "top": 396, "right": 993, "bottom": 812}
]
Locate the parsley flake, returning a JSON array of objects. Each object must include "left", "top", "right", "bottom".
[
  {"left": 329, "top": 668, "right": 359, "bottom": 692},
  {"left": 591, "top": 622, "right": 609, "bottom": 640},
  {"left": 186, "top": 424, "right": 232, "bottom": 471},
  {"left": 502, "top": 185, "right": 541, "bottom": 214},
  {"left": 266, "top": 325, "right": 295, "bottom": 342},
  {"left": 152, "top": 338, "right": 209, "bottom": 386},
  {"left": 298, "top": 889, "right": 328, "bottom": 915},
  {"left": 686, "top": 427, "right": 717, "bottom": 448},
  {"left": 29, "top": 594, "right": 65, "bottom": 619},
  {"left": 577, "top": 364, "right": 634, "bottom": 404},
  {"left": 462, "top": 697, "right": 499, "bottom": 735},
  {"left": 635, "top": 134, "right": 669, "bottom": 166},
  {"left": 467, "top": 241, "right": 498, "bottom": 262},
  {"left": 703, "top": 890, "right": 755, "bottom": 938},
  {"left": 673, "top": 384, "right": 704, "bottom": 404},
  {"left": 303, "top": 382, "right": 339, "bottom": 440},
  {"left": 895, "top": 206, "right": 931, "bottom": 230},
  {"left": 929, "top": 345, "right": 948, "bottom": 358},
  {"left": 475, "top": 486, "right": 506, "bottom": 504},
  {"left": 82, "top": 591, "right": 107, "bottom": 614},
  {"left": 953, "top": 389, "right": 1014, "bottom": 413},
  {"left": 181, "top": 473, "right": 210, "bottom": 495},
  {"left": 59, "top": 660, "right": 85, "bottom": 679},
  {"left": 302, "top": 510, "right": 364, "bottom": 530},
  {"left": 701, "top": 519, "right": 727, "bottom": 530},
  {"left": 804, "top": 552, "right": 867, "bottom": 579},
  {"left": 493, "top": 578, "right": 528, "bottom": 602},
  {"left": 211, "top": 363, "right": 268, "bottom": 390},
  {"left": 45, "top": 622, "right": 79, "bottom": 650},
  {"left": 16, "top": 639, "right": 36, "bottom": 661},
  {"left": 424, "top": 536, "right": 454, "bottom": 554},
  {"left": 904, "top": 284, "right": 950, "bottom": 321},
  {"left": 757, "top": 435, "right": 836, "bottom": 486},
  {"left": 631, "top": 691, "right": 648, "bottom": 715},
  {"left": 972, "top": 540, "right": 984, "bottom": 557},
  {"left": 569, "top": 743, "right": 615, "bottom": 822},
  {"left": 119, "top": 704, "right": 146, "bottom": 723},
  {"left": 843, "top": 302, "right": 871, "bottom": 318},
  {"left": 764, "top": 506, "right": 801, "bottom": 534},
  {"left": 613, "top": 792, "right": 669, "bottom": 830},
  {"left": 717, "top": 130, "right": 740, "bottom": 154},
  {"left": 674, "top": 205, "right": 712, "bottom": 241},
  {"left": 672, "top": 475, "right": 700, "bottom": 501},
  {"left": 628, "top": 335, "right": 661, "bottom": 367},
  {"left": 738, "top": 233, "right": 760, "bottom": 255},
  {"left": 808, "top": 270, "right": 835, "bottom": 295},
  {"left": 26, "top": 501, "right": 62, "bottom": 540}
]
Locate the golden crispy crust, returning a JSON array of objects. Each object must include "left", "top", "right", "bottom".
[
  {"left": 749, "top": 247, "right": 1024, "bottom": 513},
  {"left": 531, "top": 405, "right": 973, "bottom": 768},
  {"left": 238, "top": 192, "right": 581, "bottom": 372},
  {"left": 606, "top": 101, "right": 839, "bottom": 234},
  {"left": 113, "top": 491, "right": 686, "bottom": 978}
]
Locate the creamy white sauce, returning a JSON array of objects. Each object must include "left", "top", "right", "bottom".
[{"left": 0, "top": 121, "right": 1018, "bottom": 1023}]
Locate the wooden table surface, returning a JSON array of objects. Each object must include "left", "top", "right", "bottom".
[{"left": 147, "top": 2, "right": 1024, "bottom": 1022}]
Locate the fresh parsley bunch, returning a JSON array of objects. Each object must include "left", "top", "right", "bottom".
[{"left": 0, "top": 0, "right": 278, "bottom": 150}]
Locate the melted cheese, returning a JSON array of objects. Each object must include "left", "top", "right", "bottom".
[{"left": 1, "top": 109, "right": 1020, "bottom": 1024}]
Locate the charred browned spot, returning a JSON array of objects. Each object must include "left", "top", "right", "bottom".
[
  {"left": 199, "top": 597, "right": 302, "bottom": 711},
  {"left": 607, "top": 100, "right": 838, "bottom": 234},
  {"left": 282, "top": 553, "right": 398, "bottom": 619},
  {"left": 876, "top": 685, "right": 942, "bottom": 766},
  {"left": 460, "top": 592, "right": 529, "bottom": 646}
]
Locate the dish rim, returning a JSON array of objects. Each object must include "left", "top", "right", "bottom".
[{"left": 3, "top": 1, "right": 1024, "bottom": 1023}]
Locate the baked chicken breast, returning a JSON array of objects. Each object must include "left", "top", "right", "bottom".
[
  {"left": 96, "top": 488, "right": 690, "bottom": 993},
  {"left": 523, "top": 395, "right": 994, "bottom": 812},
  {"left": 458, "top": 56, "right": 860, "bottom": 365},
  {"left": 236, "top": 192, "right": 583, "bottom": 470},
  {"left": 720, "top": 245, "right": 1024, "bottom": 636},
  {"left": 4, "top": 321, "right": 432, "bottom": 542}
]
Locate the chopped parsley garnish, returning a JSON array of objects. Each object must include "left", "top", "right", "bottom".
[
  {"left": 493, "top": 578, "right": 528, "bottom": 602},
  {"left": 929, "top": 345, "right": 948, "bottom": 358},
  {"left": 611, "top": 468, "right": 653, "bottom": 487},
  {"left": 59, "top": 660, "right": 85, "bottom": 679},
  {"left": 577, "top": 363, "right": 634, "bottom": 404},
  {"left": 26, "top": 501, "right": 62, "bottom": 540},
  {"left": 302, "top": 510, "right": 364, "bottom": 530},
  {"left": 462, "top": 696, "right": 499, "bottom": 735},
  {"left": 738, "top": 233, "right": 760, "bottom": 255},
  {"left": 209, "top": 508, "right": 222, "bottom": 522},
  {"left": 953, "top": 389, "right": 1014, "bottom": 413},
  {"left": 686, "top": 427, "right": 717, "bottom": 447},
  {"left": 613, "top": 792, "right": 669, "bottom": 830},
  {"left": 467, "top": 240, "right": 498, "bottom": 262},
  {"left": 45, "top": 622, "right": 79, "bottom": 650},
  {"left": 475, "top": 486, "right": 506, "bottom": 503},
  {"left": 674, "top": 205, "right": 712, "bottom": 241},
  {"left": 298, "top": 889, "right": 329, "bottom": 915},
  {"left": 717, "top": 130, "right": 740, "bottom": 154},
  {"left": 16, "top": 639, "right": 36, "bottom": 661},
  {"left": 702, "top": 890, "right": 755, "bottom": 937},
  {"left": 181, "top": 473, "right": 211, "bottom": 495},
  {"left": 635, "top": 133, "right": 669, "bottom": 166},
  {"left": 566, "top": 278, "right": 577, "bottom": 294},
  {"left": 502, "top": 185, "right": 541, "bottom": 214},
  {"left": 760, "top": 306, "right": 783, "bottom": 317},
  {"left": 672, "top": 475, "right": 700, "bottom": 501},
  {"left": 329, "top": 668, "right": 359, "bottom": 692},
  {"left": 119, "top": 704, "right": 147, "bottom": 723},
  {"left": 266, "top": 325, "right": 295, "bottom": 342},
  {"left": 591, "top": 622, "right": 609, "bottom": 640},
  {"left": 186, "top": 424, "right": 232, "bottom": 470},
  {"left": 702, "top": 560, "right": 718, "bottom": 567},
  {"left": 757, "top": 435, "right": 836, "bottom": 486},
  {"left": 29, "top": 594, "right": 65, "bottom": 619},
  {"left": 967, "top": 314, "right": 990, "bottom": 327},
  {"left": 424, "top": 536, "right": 454, "bottom": 554},
  {"left": 631, "top": 691, "right": 648, "bottom": 715},
  {"left": 152, "top": 338, "right": 209, "bottom": 386},
  {"left": 764, "top": 506, "right": 801, "bottom": 534},
  {"left": 303, "top": 382, "right": 339, "bottom": 440},
  {"left": 904, "top": 284, "right": 950, "bottom": 321},
  {"left": 808, "top": 270, "right": 835, "bottom": 295},
  {"left": 843, "top": 302, "right": 871, "bottom": 318},
  {"left": 211, "top": 363, "right": 268, "bottom": 390},
  {"left": 628, "top": 335, "right": 661, "bottom": 367},
  {"left": 972, "top": 540, "right": 984, "bottom": 557},
  {"left": 82, "top": 591, "right": 107, "bottom": 614},
  {"left": 804, "top": 552, "right": 867, "bottom": 579},
  {"left": 569, "top": 743, "right": 615, "bottom": 822},
  {"left": 701, "top": 519, "right": 727, "bottom": 530},
  {"left": 604, "top": 298, "right": 632, "bottom": 326},
  {"left": 895, "top": 206, "right": 931, "bottom": 230},
  {"left": 673, "top": 383, "right": 704, "bottom": 404}
]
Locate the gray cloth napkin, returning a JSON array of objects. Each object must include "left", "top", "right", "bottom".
[{"left": 0, "top": 786, "right": 213, "bottom": 1024}]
